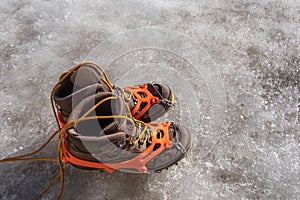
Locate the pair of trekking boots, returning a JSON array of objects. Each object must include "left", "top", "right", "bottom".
[{"left": 52, "top": 62, "right": 191, "bottom": 173}]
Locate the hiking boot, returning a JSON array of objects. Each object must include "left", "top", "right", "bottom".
[
  {"left": 62, "top": 92, "right": 191, "bottom": 173},
  {"left": 53, "top": 62, "right": 174, "bottom": 123}
]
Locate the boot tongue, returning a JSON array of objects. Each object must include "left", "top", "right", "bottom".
[
  {"left": 124, "top": 89, "right": 135, "bottom": 110},
  {"left": 70, "top": 66, "right": 102, "bottom": 88}
]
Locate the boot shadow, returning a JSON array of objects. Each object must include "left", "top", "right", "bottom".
[{"left": 0, "top": 141, "right": 161, "bottom": 200}]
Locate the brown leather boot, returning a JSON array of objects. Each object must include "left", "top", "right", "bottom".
[{"left": 62, "top": 91, "right": 191, "bottom": 173}]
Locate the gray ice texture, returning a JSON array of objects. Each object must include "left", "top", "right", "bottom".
[{"left": 0, "top": 0, "right": 299, "bottom": 200}]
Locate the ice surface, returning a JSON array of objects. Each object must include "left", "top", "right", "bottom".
[{"left": 0, "top": 0, "right": 299, "bottom": 199}]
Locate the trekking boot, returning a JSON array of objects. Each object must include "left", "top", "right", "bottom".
[
  {"left": 61, "top": 92, "right": 191, "bottom": 173},
  {"left": 53, "top": 62, "right": 174, "bottom": 123}
]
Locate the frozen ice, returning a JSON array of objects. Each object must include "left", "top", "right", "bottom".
[{"left": 0, "top": 0, "right": 299, "bottom": 199}]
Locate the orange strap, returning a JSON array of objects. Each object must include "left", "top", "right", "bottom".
[{"left": 124, "top": 84, "right": 159, "bottom": 120}]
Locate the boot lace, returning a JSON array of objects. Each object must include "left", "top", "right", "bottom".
[{"left": 0, "top": 62, "right": 115, "bottom": 199}]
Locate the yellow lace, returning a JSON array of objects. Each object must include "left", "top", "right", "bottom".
[{"left": 0, "top": 61, "right": 154, "bottom": 199}]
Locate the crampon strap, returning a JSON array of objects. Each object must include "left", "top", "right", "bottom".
[{"left": 124, "top": 84, "right": 160, "bottom": 120}]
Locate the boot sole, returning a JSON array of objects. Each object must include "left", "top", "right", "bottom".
[{"left": 69, "top": 141, "right": 192, "bottom": 174}]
